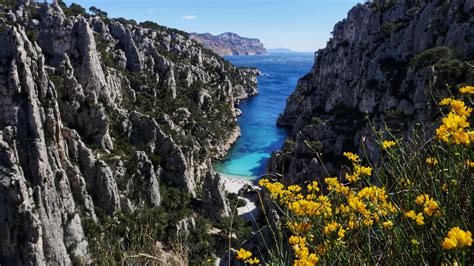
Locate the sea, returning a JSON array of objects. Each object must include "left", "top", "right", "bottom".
[{"left": 213, "top": 52, "right": 314, "bottom": 180}]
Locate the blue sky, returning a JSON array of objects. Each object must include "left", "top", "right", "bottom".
[{"left": 64, "top": 0, "right": 362, "bottom": 52}]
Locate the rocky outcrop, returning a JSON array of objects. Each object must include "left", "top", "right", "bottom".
[
  {"left": 201, "top": 171, "right": 230, "bottom": 221},
  {"left": 269, "top": 0, "right": 474, "bottom": 183},
  {"left": 125, "top": 151, "right": 161, "bottom": 208},
  {"left": 0, "top": 1, "right": 258, "bottom": 264},
  {"left": 190, "top": 32, "right": 268, "bottom": 56}
]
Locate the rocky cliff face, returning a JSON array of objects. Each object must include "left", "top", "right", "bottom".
[
  {"left": 190, "top": 32, "right": 268, "bottom": 56},
  {"left": 269, "top": 0, "right": 474, "bottom": 184},
  {"left": 0, "top": 1, "right": 257, "bottom": 264}
]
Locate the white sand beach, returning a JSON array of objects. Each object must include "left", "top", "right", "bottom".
[
  {"left": 219, "top": 172, "right": 255, "bottom": 193},
  {"left": 218, "top": 172, "right": 261, "bottom": 220}
]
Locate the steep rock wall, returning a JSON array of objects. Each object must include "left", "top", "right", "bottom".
[
  {"left": 0, "top": 2, "right": 258, "bottom": 264},
  {"left": 269, "top": 0, "right": 474, "bottom": 184}
]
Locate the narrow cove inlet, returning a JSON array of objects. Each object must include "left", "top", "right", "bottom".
[{"left": 214, "top": 53, "right": 314, "bottom": 180}]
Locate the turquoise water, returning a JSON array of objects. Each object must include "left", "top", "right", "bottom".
[{"left": 214, "top": 53, "right": 314, "bottom": 179}]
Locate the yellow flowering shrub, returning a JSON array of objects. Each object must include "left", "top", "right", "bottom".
[
  {"left": 459, "top": 85, "right": 474, "bottom": 94},
  {"left": 235, "top": 87, "right": 473, "bottom": 265},
  {"left": 343, "top": 152, "right": 373, "bottom": 183},
  {"left": 442, "top": 227, "right": 472, "bottom": 250},
  {"left": 381, "top": 140, "right": 397, "bottom": 149},
  {"left": 436, "top": 94, "right": 474, "bottom": 145},
  {"left": 236, "top": 248, "right": 260, "bottom": 265},
  {"left": 426, "top": 157, "right": 438, "bottom": 166}
]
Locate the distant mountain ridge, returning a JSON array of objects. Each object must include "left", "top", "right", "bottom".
[{"left": 190, "top": 32, "right": 267, "bottom": 56}]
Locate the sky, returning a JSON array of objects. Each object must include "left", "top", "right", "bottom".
[{"left": 64, "top": 0, "right": 363, "bottom": 52}]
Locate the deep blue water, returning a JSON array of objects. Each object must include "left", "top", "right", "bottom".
[{"left": 214, "top": 53, "right": 314, "bottom": 179}]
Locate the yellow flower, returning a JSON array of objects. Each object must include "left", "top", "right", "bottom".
[
  {"left": 260, "top": 180, "right": 286, "bottom": 200},
  {"left": 288, "top": 185, "right": 302, "bottom": 193},
  {"left": 236, "top": 248, "right": 252, "bottom": 260},
  {"left": 415, "top": 194, "right": 428, "bottom": 205},
  {"left": 415, "top": 194, "right": 439, "bottom": 217},
  {"left": 345, "top": 173, "right": 357, "bottom": 183},
  {"left": 324, "top": 221, "right": 340, "bottom": 235},
  {"left": 337, "top": 204, "right": 350, "bottom": 214},
  {"left": 345, "top": 164, "right": 372, "bottom": 183},
  {"left": 343, "top": 152, "right": 360, "bottom": 163},
  {"left": 246, "top": 257, "right": 260, "bottom": 265},
  {"left": 306, "top": 180, "right": 320, "bottom": 192},
  {"left": 466, "top": 160, "right": 474, "bottom": 168},
  {"left": 415, "top": 215, "right": 425, "bottom": 225},
  {"left": 436, "top": 98, "right": 474, "bottom": 145},
  {"left": 287, "top": 221, "right": 312, "bottom": 234},
  {"left": 442, "top": 227, "right": 472, "bottom": 250},
  {"left": 289, "top": 235, "right": 305, "bottom": 245},
  {"left": 357, "top": 165, "right": 373, "bottom": 176},
  {"left": 405, "top": 210, "right": 424, "bottom": 225},
  {"left": 425, "top": 157, "right": 438, "bottom": 166},
  {"left": 382, "top": 221, "right": 394, "bottom": 229},
  {"left": 381, "top": 140, "right": 396, "bottom": 149},
  {"left": 411, "top": 239, "right": 420, "bottom": 246},
  {"left": 459, "top": 85, "right": 474, "bottom": 94},
  {"left": 436, "top": 111, "right": 471, "bottom": 145},
  {"left": 423, "top": 200, "right": 439, "bottom": 217},
  {"left": 258, "top": 178, "right": 268, "bottom": 187},
  {"left": 441, "top": 183, "right": 448, "bottom": 192},
  {"left": 442, "top": 238, "right": 458, "bottom": 250},
  {"left": 323, "top": 177, "right": 339, "bottom": 187},
  {"left": 439, "top": 98, "right": 472, "bottom": 117},
  {"left": 294, "top": 254, "right": 319, "bottom": 266},
  {"left": 348, "top": 219, "right": 357, "bottom": 230},
  {"left": 288, "top": 197, "right": 332, "bottom": 218},
  {"left": 290, "top": 235, "right": 319, "bottom": 265},
  {"left": 338, "top": 228, "right": 346, "bottom": 238},
  {"left": 364, "top": 218, "right": 374, "bottom": 226}
]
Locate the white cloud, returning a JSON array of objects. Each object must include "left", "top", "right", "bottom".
[
  {"left": 181, "top": 15, "right": 198, "bottom": 20},
  {"left": 147, "top": 9, "right": 155, "bottom": 14}
]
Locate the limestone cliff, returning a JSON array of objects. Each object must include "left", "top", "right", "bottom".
[
  {"left": 0, "top": 1, "right": 257, "bottom": 264},
  {"left": 269, "top": 0, "right": 474, "bottom": 183},
  {"left": 190, "top": 32, "right": 268, "bottom": 56}
]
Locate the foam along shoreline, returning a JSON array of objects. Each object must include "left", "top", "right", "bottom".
[{"left": 218, "top": 172, "right": 260, "bottom": 221}]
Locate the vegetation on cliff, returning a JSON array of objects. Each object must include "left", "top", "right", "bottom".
[{"left": 0, "top": 0, "right": 257, "bottom": 264}]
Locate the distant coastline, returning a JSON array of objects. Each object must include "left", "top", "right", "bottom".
[{"left": 190, "top": 32, "right": 267, "bottom": 56}]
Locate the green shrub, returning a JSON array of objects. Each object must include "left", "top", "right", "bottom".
[
  {"left": 0, "top": 0, "right": 17, "bottom": 9},
  {"left": 93, "top": 33, "right": 115, "bottom": 68},
  {"left": 58, "top": 1, "right": 88, "bottom": 17},
  {"left": 381, "top": 21, "right": 406, "bottom": 35},
  {"left": 113, "top": 17, "right": 137, "bottom": 26},
  {"left": 25, "top": 30, "right": 37, "bottom": 42},
  {"left": 282, "top": 140, "right": 296, "bottom": 152},
  {"left": 49, "top": 74, "right": 64, "bottom": 88},
  {"left": 89, "top": 6, "right": 108, "bottom": 18},
  {"left": 410, "top": 46, "right": 453, "bottom": 68},
  {"left": 139, "top": 21, "right": 190, "bottom": 38}
]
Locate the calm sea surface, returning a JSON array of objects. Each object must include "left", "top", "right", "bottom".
[{"left": 214, "top": 53, "right": 314, "bottom": 179}]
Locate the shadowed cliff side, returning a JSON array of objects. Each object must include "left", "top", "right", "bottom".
[{"left": 269, "top": 0, "right": 474, "bottom": 184}]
